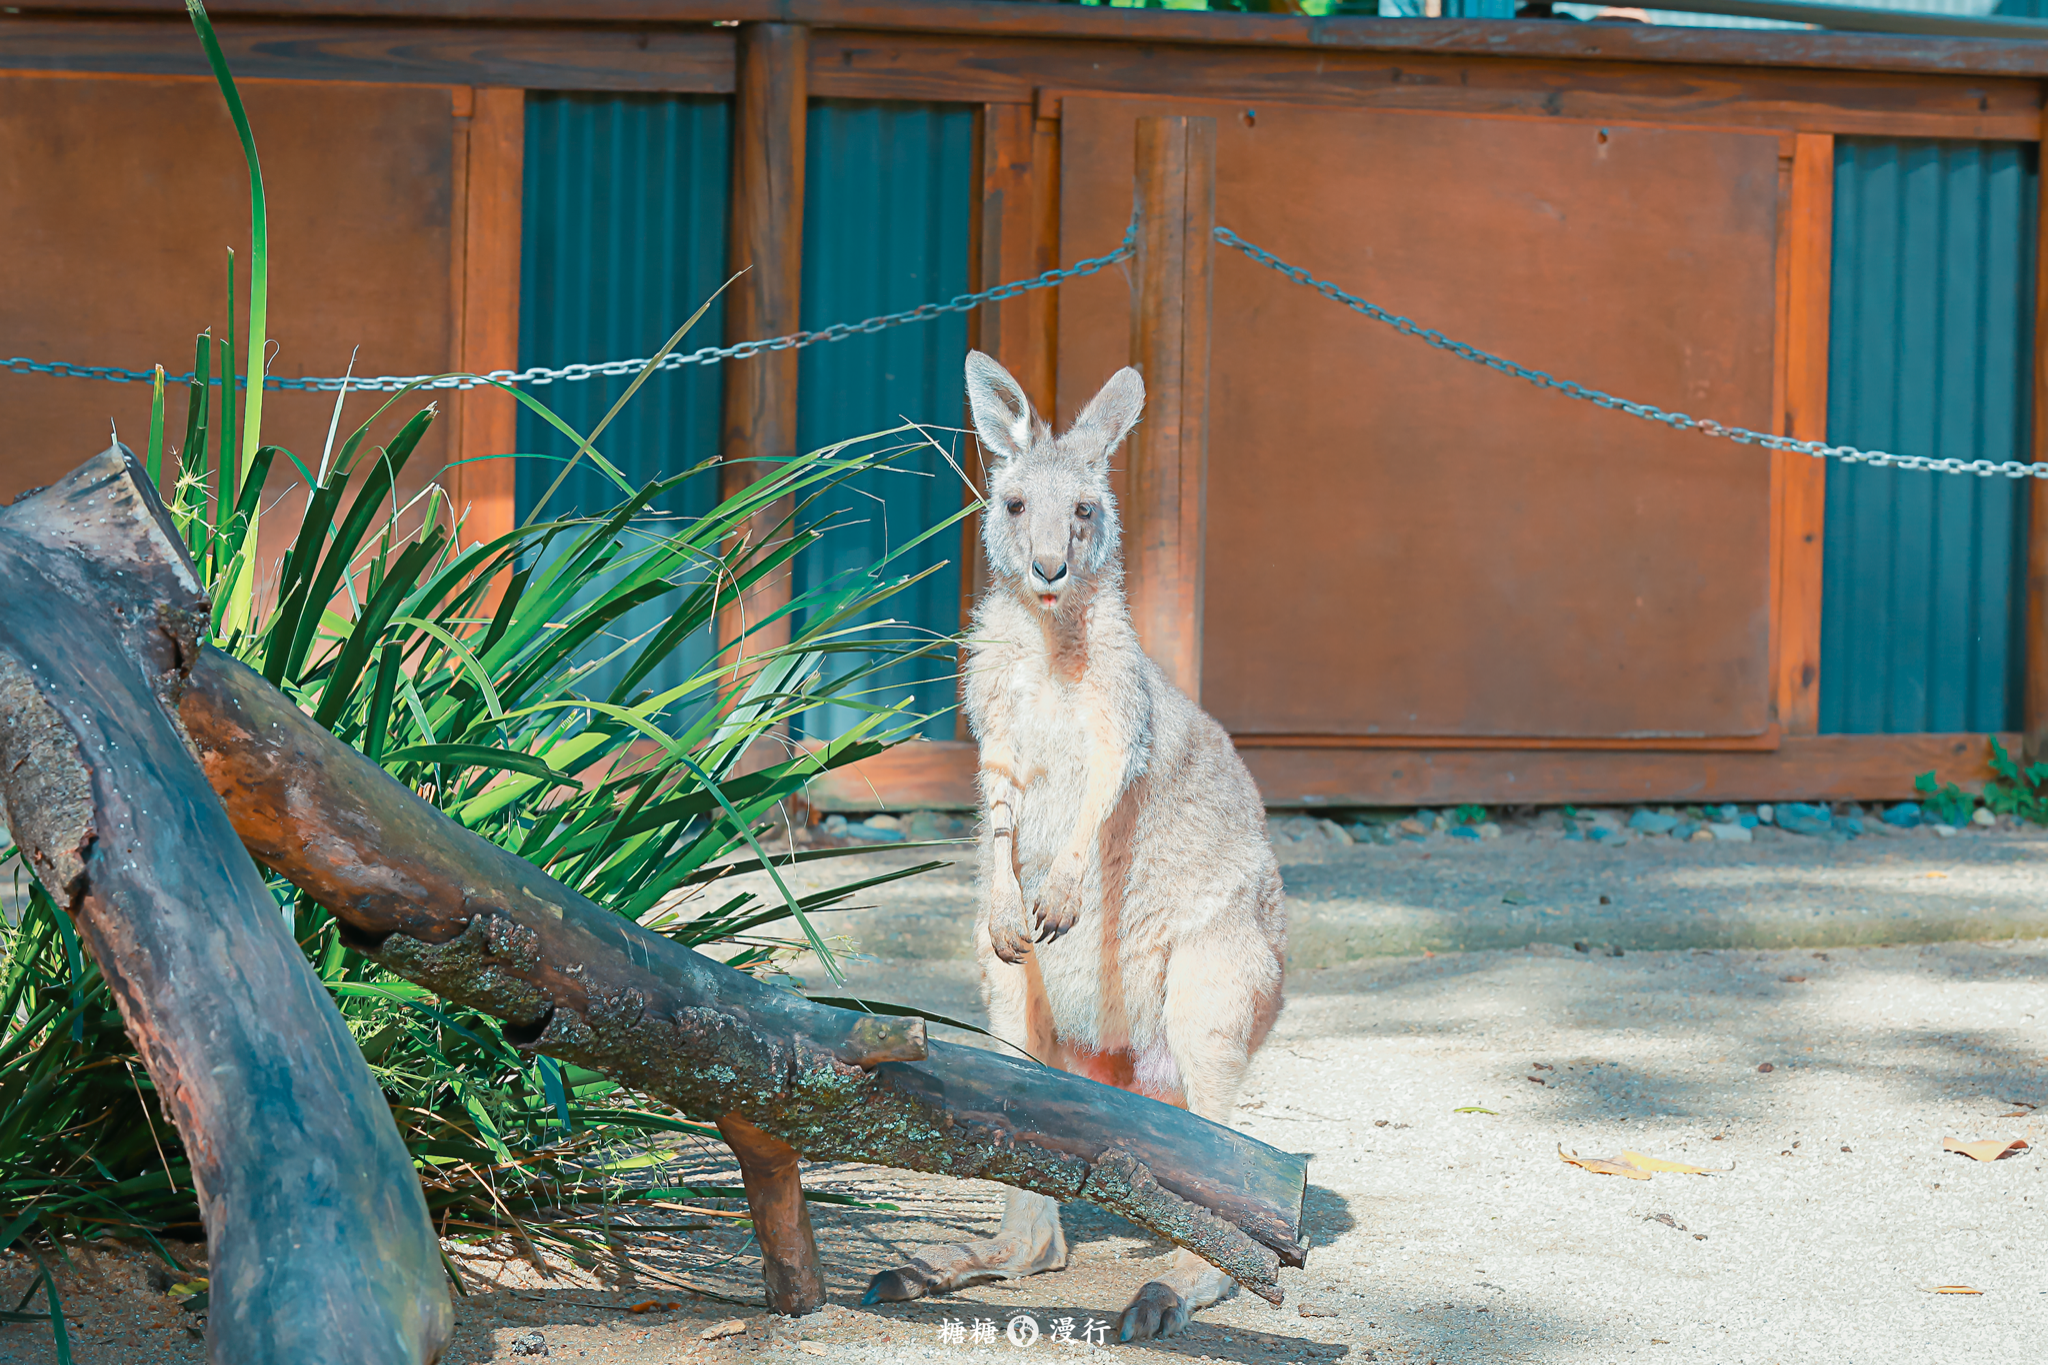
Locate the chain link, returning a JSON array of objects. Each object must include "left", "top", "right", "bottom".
[
  {"left": 17, "top": 218, "right": 2037, "bottom": 481},
  {"left": 2, "top": 227, "right": 1135, "bottom": 397},
  {"left": 1215, "top": 226, "right": 2048, "bottom": 481}
]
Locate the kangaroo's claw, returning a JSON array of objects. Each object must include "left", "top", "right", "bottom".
[
  {"left": 1118, "top": 1281, "right": 1191, "bottom": 1341},
  {"left": 1032, "top": 867, "right": 1083, "bottom": 942},
  {"left": 987, "top": 893, "right": 1034, "bottom": 964},
  {"left": 862, "top": 1262, "right": 940, "bottom": 1304}
]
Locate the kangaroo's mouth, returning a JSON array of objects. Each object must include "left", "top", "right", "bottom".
[{"left": 1038, "top": 593, "right": 1058, "bottom": 610}]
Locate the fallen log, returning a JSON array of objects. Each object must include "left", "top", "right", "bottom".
[
  {"left": 27, "top": 447, "right": 1311, "bottom": 1312},
  {"left": 0, "top": 454, "right": 450, "bottom": 1364}
]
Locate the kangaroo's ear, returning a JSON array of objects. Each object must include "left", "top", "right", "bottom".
[
  {"left": 1065, "top": 366, "right": 1145, "bottom": 467},
  {"left": 965, "top": 350, "right": 1040, "bottom": 464}
]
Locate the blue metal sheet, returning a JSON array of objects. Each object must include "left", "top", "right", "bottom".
[
  {"left": 793, "top": 99, "right": 975, "bottom": 742},
  {"left": 1819, "top": 137, "right": 2036, "bottom": 734},
  {"left": 515, "top": 92, "right": 731, "bottom": 699}
]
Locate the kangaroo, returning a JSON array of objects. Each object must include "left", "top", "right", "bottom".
[{"left": 861, "top": 353, "right": 1287, "bottom": 1341}]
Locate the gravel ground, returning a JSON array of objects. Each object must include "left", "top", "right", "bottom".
[{"left": 3, "top": 826, "right": 2044, "bottom": 1364}]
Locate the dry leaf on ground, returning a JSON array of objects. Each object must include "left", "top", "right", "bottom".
[
  {"left": 1943, "top": 1137, "right": 2029, "bottom": 1162},
  {"left": 1620, "top": 1150, "right": 1711, "bottom": 1175},
  {"left": 701, "top": 1319, "right": 750, "bottom": 1340},
  {"left": 626, "top": 1301, "right": 682, "bottom": 1314},
  {"left": 1920, "top": 1285, "right": 1983, "bottom": 1295},
  {"left": 800, "top": 1344, "right": 830, "bottom": 1357},
  {"left": 1558, "top": 1147, "right": 1651, "bottom": 1180}
]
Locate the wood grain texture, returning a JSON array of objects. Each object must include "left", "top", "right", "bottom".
[
  {"left": 800, "top": 731, "right": 2012, "bottom": 808},
  {"left": 449, "top": 86, "right": 523, "bottom": 548},
  {"left": 0, "top": 448, "right": 450, "bottom": 1365},
  {"left": 0, "top": 16, "right": 736, "bottom": 92},
  {"left": 1059, "top": 96, "right": 1780, "bottom": 741},
  {"left": 25, "top": 3, "right": 2048, "bottom": 82},
  {"left": 716, "top": 1113, "right": 825, "bottom": 1315},
  {"left": 0, "top": 72, "right": 458, "bottom": 591},
  {"left": 1774, "top": 131, "right": 1833, "bottom": 737},
  {"left": 811, "top": 33, "right": 2039, "bottom": 140},
  {"left": 718, "top": 22, "right": 808, "bottom": 664},
  {"left": 2, "top": 15, "right": 2038, "bottom": 137},
  {"left": 1127, "top": 115, "right": 1213, "bottom": 701}
]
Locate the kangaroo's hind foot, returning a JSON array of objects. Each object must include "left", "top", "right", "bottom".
[
  {"left": 862, "top": 1190, "right": 1067, "bottom": 1304},
  {"left": 1118, "top": 1250, "right": 1237, "bottom": 1340}
]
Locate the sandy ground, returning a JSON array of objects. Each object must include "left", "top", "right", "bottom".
[{"left": 3, "top": 823, "right": 2045, "bottom": 1364}]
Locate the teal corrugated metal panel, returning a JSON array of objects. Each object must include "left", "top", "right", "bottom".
[
  {"left": 1819, "top": 138, "right": 2036, "bottom": 734},
  {"left": 794, "top": 100, "right": 974, "bottom": 742},
  {"left": 516, "top": 92, "right": 730, "bottom": 698}
]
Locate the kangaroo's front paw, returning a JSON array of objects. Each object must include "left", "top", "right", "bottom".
[
  {"left": 986, "top": 893, "right": 1034, "bottom": 964},
  {"left": 1032, "top": 863, "right": 1084, "bottom": 942},
  {"left": 862, "top": 1260, "right": 941, "bottom": 1305}
]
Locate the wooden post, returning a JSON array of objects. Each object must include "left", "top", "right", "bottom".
[
  {"left": 718, "top": 22, "right": 809, "bottom": 667},
  {"left": 448, "top": 87, "right": 525, "bottom": 550},
  {"left": 1774, "top": 131, "right": 1832, "bottom": 737},
  {"left": 2026, "top": 106, "right": 2048, "bottom": 763},
  {"left": 717, "top": 1113, "right": 825, "bottom": 1315},
  {"left": 1128, "top": 115, "right": 1214, "bottom": 701}
]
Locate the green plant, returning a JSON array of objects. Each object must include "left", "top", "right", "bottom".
[
  {"left": 1453, "top": 803, "right": 1487, "bottom": 826},
  {"left": 0, "top": 0, "right": 970, "bottom": 1306},
  {"left": 1980, "top": 737, "right": 2048, "bottom": 825},
  {"left": 1913, "top": 770, "right": 1977, "bottom": 828}
]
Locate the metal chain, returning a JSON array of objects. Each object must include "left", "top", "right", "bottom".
[
  {"left": 2, "top": 227, "right": 1136, "bottom": 397},
  {"left": 1215, "top": 225, "right": 2048, "bottom": 481}
]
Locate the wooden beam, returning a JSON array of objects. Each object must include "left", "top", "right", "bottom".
[
  {"left": 448, "top": 85, "right": 524, "bottom": 549},
  {"left": 718, "top": 21, "right": 808, "bottom": 666},
  {"left": 1127, "top": 115, "right": 1213, "bottom": 701},
  {"left": 2028, "top": 103, "right": 2048, "bottom": 765},
  {"left": 801, "top": 732, "right": 2011, "bottom": 810},
  {"left": 812, "top": 36, "right": 2038, "bottom": 141},
  {"left": 27, "top": 3, "right": 2048, "bottom": 82},
  {"left": 1, "top": 16, "right": 2037, "bottom": 138},
  {"left": 1774, "top": 131, "right": 1833, "bottom": 736}
]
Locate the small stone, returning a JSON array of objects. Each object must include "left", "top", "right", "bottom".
[
  {"left": 1756, "top": 804, "right": 1775, "bottom": 824},
  {"left": 1670, "top": 820, "right": 1700, "bottom": 841},
  {"left": 1774, "top": 802, "right": 1833, "bottom": 836},
  {"left": 1397, "top": 818, "right": 1427, "bottom": 836},
  {"left": 510, "top": 1332, "right": 550, "bottom": 1358},
  {"left": 701, "top": 1320, "right": 750, "bottom": 1342},
  {"left": 1881, "top": 801, "right": 1923, "bottom": 829},
  {"left": 1688, "top": 827, "right": 1714, "bottom": 842},
  {"left": 1738, "top": 813, "right": 1760, "bottom": 829},
  {"left": 1756, "top": 1062, "right": 1775, "bottom": 1073},
  {"left": 1933, "top": 823, "right": 1958, "bottom": 838},
  {"left": 1837, "top": 815, "right": 1864, "bottom": 838},
  {"left": 842, "top": 823, "right": 905, "bottom": 844},
  {"left": 822, "top": 814, "right": 848, "bottom": 834},
  {"left": 864, "top": 813, "right": 902, "bottom": 831},
  {"left": 1450, "top": 826, "right": 1481, "bottom": 841},
  {"left": 1628, "top": 809, "right": 1680, "bottom": 835},
  {"left": 1478, "top": 821, "right": 1502, "bottom": 840},
  {"left": 1972, "top": 807, "right": 1997, "bottom": 828},
  {"left": 1706, "top": 821, "right": 1751, "bottom": 843},
  {"left": 1317, "top": 817, "right": 1355, "bottom": 845},
  {"left": 1710, "top": 803, "right": 1740, "bottom": 823}
]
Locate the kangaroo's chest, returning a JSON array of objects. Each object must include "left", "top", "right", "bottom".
[{"left": 979, "top": 652, "right": 1094, "bottom": 857}]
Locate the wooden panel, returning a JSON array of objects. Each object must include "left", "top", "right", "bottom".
[
  {"left": 448, "top": 86, "right": 523, "bottom": 548},
  {"left": 0, "top": 16, "right": 735, "bottom": 92},
  {"left": 30, "top": 4, "right": 2048, "bottom": 82},
  {"left": 1241, "top": 733, "right": 2010, "bottom": 806},
  {"left": 1, "top": 16, "right": 2039, "bottom": 135},
  {"left": 717, "top": 22, "right": 808, "bottom": 663},
  {"left": 0, "top": 74, "right": 455, "bottom": 542},
  {"left": 1126, "top": 114, "right": 1214, "bottom": 701},
  {"left": 1775, "top": 131, "right": 1833, "bottom": 736},
  {"left": 1058, "top": 95, "right": 1781, "bottom": 741},
  {"left": 812, "top": 33, "right": 2040, "bottom": 141},
  {"left": 800, "top": 733, "right": 2007, "bottom": 810}
]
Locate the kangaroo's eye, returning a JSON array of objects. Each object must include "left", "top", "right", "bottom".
[
  {"left": 1005, "top": 499, "right": 1024, "bottom": 516},
  {"left": 1075, "top": 503, "right": 1094, "bottom": 520}
]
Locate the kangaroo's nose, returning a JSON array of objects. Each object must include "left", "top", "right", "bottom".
[{"left": 1031, "top": 557, "right": 1069, "bottom": 586}]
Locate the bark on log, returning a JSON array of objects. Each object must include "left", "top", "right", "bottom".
[
  {"left": 25, "top": 446, "right": 1311, "bottom": 1307},
  {"left": 0, "top": 451, "right": 450, "bottom": 1365}
]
